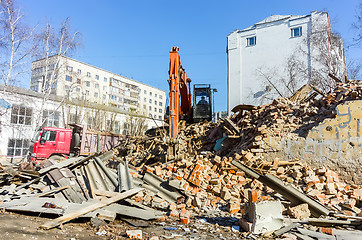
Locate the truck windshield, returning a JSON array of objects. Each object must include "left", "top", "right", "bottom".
[{"left": 31, "top": 130, "right": 42, "bottom": 142}]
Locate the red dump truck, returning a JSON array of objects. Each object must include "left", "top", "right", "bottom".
[{"left": 29, "top": 124, "right": 123, "bottom": 162}]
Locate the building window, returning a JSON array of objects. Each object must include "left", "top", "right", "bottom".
[
  {"left": 86, "top": 90, "right": 90, "bottom": 95},
  {"left": 94, "top": 92, "right": 98, "bottom": 98},
  {"left": 143, "top": 105, "right": 146, "bottom": 109},
  {"left": 87, "top": 72, "right": 91, "bottom": 77},
  {"left": 42, "top": 110, "right": 60, "bottom": 127},
  {"left": 104, "top": 77, "right": 107, "bottom": 82},
  {"left": 103, "top": 86, "right": 107, "bottom": 91},
  {"left": 77, "top": 78, "right": 81, "bottom": 84},
  {"left": 87, "top": 116, "right": 94, "bottom": 130},
  {"left": 144, "top": 98, "right": 146, "bottom": 102},
  {"left": 155, "top": 100, "right": 157, "bottom": 105},
  {"left": 159, "top": 116, "right": 162, "bottom": 120},
  {"left": 11, "top": 105, "right": 32, "bottom": 125},
  {"left": 149, "top": 99, "right": 152, "bottom": 103},
  {"left": 247, "top": 36, "right": 256, "bottom": 46},
  {"left": 95, "top": 75, "right": 99, "bottom": 80},
  {"left": 65, "top": 75, "right": 72, "bottom": 82},
  {"left": 159, "top": 109, "right": 162, "bottom": 113},
  {"left": 149, "top": 106, "right": 152, "bottom": 111},
  {"left": 66, "top": 66, "right": 73, "bottom": 72},
  {"left": 150, "top": 92, "right": 152, "bottom": 96},
  {"left": 144, "top": 90, "right": 147, "bottom": 94},
  {"left": 155, "top": 94, "right": 157, "bottom": 98},
  {"left": 159, "top": 102, "right": 162, "bottom": 106},
  {"left": 7, "top": 138, "right": 29, "bottom": 156},
  {"left": 291, "top": 26, "right": 302, "bottom": 37},
  {"left": 95, "top": 83, "right": 99, "bottom": 89},
  {"left": 77, "top": 69, "right": 81, "bottom": 74},
  {"left": 159, "top": 95, "right": 163, "bottom": 99},
  {"left": 86, "top": 81, "right": 90, "bottom": 87},
  {"left": 154, "top": 107, "right": 157, "bottom": 112}
]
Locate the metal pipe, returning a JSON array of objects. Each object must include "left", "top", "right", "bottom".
[{"left": 231, "top": 160, "right": 330, "bottom": 217}]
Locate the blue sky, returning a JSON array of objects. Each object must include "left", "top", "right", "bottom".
[{"left": 18, "top": 0, "right": 361, "bottom": 112}]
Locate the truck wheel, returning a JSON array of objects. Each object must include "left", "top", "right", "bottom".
[
  {"left": 49, "top": 155, "right": 66, "bottom": 163},
  {"left": 71, "top": 133, "right": 81, "bottom": 148}
]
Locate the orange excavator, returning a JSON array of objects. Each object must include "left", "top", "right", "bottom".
[{"left": 167, "top": 47, "right": 213, "bottom": 139}]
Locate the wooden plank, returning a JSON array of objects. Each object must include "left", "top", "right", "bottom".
[
  {"left": 40, "top": 188, "right": 142, "bottom": 230},
  {"left": 14, "top": 176, "right": 42, "bottom": 192}
]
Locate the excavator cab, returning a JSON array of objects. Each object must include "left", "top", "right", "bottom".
[{"left": 193, "top": 84, "right": 212, "bottom": 122}]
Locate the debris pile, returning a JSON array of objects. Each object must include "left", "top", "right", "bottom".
[{"left": 0, "top": 81, "right": 361, "bottom": 239}]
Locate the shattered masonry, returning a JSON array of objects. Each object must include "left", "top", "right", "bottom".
[{"left": 0, "top": 80, "right": 361, "bottom": 239}]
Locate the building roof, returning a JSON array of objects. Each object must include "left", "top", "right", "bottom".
[
  {"left": 233, "top": 13, "right": 310, "bottom": 34},
  {"left": 255, "top": 14, "right": 306, "bottom": 25}
]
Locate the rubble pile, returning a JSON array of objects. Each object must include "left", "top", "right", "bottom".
[
  {"left": 224, "top": 80, "right": 362, "bottom": 156},
  {"left": 126, "top": 151, "right": 362, "bottom": 221},
  {"left": 0, "top": 81, "right": 361, "bottom": 239}
]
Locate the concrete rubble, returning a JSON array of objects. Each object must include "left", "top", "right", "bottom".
[{"left": 0, "top": 80, "right": 361, "bottom": 239}]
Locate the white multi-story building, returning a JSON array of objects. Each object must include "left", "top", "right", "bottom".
[
  {"left": 227, "top": 11, "right": 346, "bottom": 114},
  {"left": 30, "top": 55, "right": 166, "bottom": 120},
  {"left": 0, "top": 85, "right": 163, "bottom": 162}
]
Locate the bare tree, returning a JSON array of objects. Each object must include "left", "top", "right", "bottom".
[
  {"left": 353, "top": 2, "right": 362, "bottom": 46},
  {"left": 347, "top": 59, "right": 362, "bottom": 80},
  {"left": 256, "top": 14, "right": 346, "bottom": 102},
  {"left": 32, "top": 18, "right": 81, "bottom": 127},
  {"left": 124, "top": 114, "right": 147, "bottom": 136},
  {"left": 0, "top": 0, "right": 35, "bottom": 93}
]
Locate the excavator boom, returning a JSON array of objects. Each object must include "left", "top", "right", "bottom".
[
  {"left": 167, "top": 47, "right": 212, "bottom": 139},
  {"left": 168, "top": 47, "right": 192, "bottom": 139}
]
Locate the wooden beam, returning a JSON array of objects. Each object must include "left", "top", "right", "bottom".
[{"left": 40, "top": 188, "right": 142, "bottom": 230}]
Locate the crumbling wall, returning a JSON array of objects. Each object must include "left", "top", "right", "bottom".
[{"left": 266, "top": 100, "right": 362, "bottom": 183}]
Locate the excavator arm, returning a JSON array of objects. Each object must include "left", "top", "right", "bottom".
[{"left": 168, "top": 47, "right": 192, "bottom": 139}]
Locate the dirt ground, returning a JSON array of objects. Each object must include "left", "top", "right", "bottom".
[
  {"left": 0, "top": 211, "right": 103, "bottom": 240},
  {"left": 0, "top": 210, "right": 242, "bottom": 240}
]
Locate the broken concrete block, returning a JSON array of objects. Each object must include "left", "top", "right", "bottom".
[
  {"left": 126, "top": 229, "right": 142, "bottom": 239},
  {"left": 288, "top": 203, "right": 311, "bottom": 219},
  {"left": 169, "top": 209, "right": 179, "bottom": 217},
  {"left": 149, "top": 237, "right": 160, "bottom": 240},
  {"left": 180, "top": 209, "right": 191, "bottom": 224},
  {"left": 192, "top": 196, "right": 202, "bottom": 208},
  {"left": 246, "top": 200, "right": 283, "bottom": 234},
  {"left": 220, "top": 188, "right": 231, "bottom": 201},
  {"left": 228, "top": 200, "right": 241, "bottom": 214},
  {"left": 168, "top": 179, "right": 182, "bottom": 190},
  {"left": 326, "top": 183, "right": 337, "bottom": 195}
]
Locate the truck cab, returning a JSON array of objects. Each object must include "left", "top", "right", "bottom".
[{"left": 30, "top": 127, "right": 73, "bottom": 161}]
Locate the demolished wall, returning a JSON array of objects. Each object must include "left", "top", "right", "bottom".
[
  {"left": 222, "top": 81, "right": 362, "bottom": 185},
  {"left": 278, "top": 100, "right": 362, "bottom": 183}
]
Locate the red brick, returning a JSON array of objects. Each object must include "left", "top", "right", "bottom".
[{"left": 319, "top": 227, "right": 334, "bottom": 235}]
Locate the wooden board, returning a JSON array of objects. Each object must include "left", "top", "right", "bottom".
[{"left": 40, "top": 188, "right": 142, "bottom": 230}]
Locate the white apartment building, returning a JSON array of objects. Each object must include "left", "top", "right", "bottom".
[
  {"left": 30, "top": 55, "right": 166, "bottom": 120},
  {"left": 227, "top": 11, "right": 346, "bottom": 114},
  {"left": 0, "top": 85, "right": 163, "bottom": 162}
]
